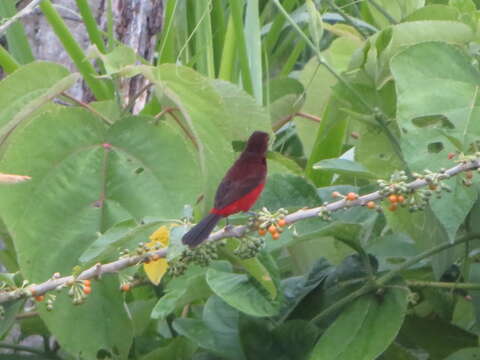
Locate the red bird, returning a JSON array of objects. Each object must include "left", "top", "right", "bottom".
[{"left": 182, "top": 131, "right": 269, "bottom": 247}]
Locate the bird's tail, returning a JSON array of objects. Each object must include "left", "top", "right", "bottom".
[{"left": 182, "top": 213, "right": 221, "bottom": 247}]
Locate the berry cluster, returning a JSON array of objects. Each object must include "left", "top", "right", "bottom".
[
  {"left": 254, "top": 207, "right": 288, "bottom": 240},
  {"left": 234, "top": 236, "right": 265, "bottom": 259}
]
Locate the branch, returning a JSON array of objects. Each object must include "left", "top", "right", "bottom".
[
  {"left": 405, "top": 280, "right": 480, "bottom": 291},
  {"left": 1, "top": 158, "right": 479, "bottom": 304},
  {"left": 0, "top": 0, "right": 43, "bottom": 36}
]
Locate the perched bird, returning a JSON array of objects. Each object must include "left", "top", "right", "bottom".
[{"left": 182, "top": 131, "right": 269, "bottom": 247}]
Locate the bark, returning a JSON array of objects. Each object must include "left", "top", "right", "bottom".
[{"left": 17, "top": 0, "right": 163, "bottom": 110}]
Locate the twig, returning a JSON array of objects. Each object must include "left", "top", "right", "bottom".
[
  {"left": 367, "top": 0, "right": 398, "bottom": 24},
  {"left": 0, "top": 341, "right": 44, "bottom": 355},
  {"left": 328, "top": 0, "right": 368, "bottom": 40},
  {"left": 16, "top": 311, "right": 38, "bottom": 320},
  {"left": 61, "top": 92, "right": 113, "bottom": 125},
  {"left": 0, "top": 0, "right": 42, "bottom": 36},
  {"left": 406, "top": 280, "right": 480, "bottom": 291},
  {"left": 272, "top": 111, "right": 321, "bottom": 132},
  {"left": 124, "top": 82, "right": 153, "bottom": 114},
  {"left": 154, "top": 107, "right": 199, "bottom": 150},
  {"left": 1, "top": 159, "right": 479, "bottom": 304}
]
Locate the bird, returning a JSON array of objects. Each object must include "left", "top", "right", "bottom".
[{"left": 182, "top": 131, "right": 269, "bottom": 247}]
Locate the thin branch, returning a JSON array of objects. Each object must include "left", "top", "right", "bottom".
[
  {"left": 155, "top": 107, "right": 199, "bottom": 150},
  {"left": 124, "top": 82, "right": 153, "bottom": 114},
  {"left": 1, "top": 158, "right": 479, "bottom": 304},
  {"left": 328, "top": 0, "right": 368, "bottom": 40},
  {"left": 406, "top": 280, "right": 480, "bottom": 291},
  {"left": 367, "top": 0, "right": 398, "bottom": 24},
  {"left": 0, "top": 0, "right": 43, "bottom": 36},
  {"left": 16, "top": 311, "right": 38, "bottom": 320},
  {"left": 0, "top": 341, "right": 44, "bottom": 355},
  {"left": 61, "top": 92, "right": 113, "bottom": 125},
  {"left": 272, "top": 111, "right": 321, "bottom": 132}
]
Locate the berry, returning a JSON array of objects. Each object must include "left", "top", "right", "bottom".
[
  {"left": 277, "top": 218, "right": 286, "bottom": 227},
  {"left": 332, "top": 191, "right": 342, "bottom": 198},
  {"left": 258, "top": 228, "right": 267, "bottom": 236},
  {"left": 388, "top": 203, "right": 398, "bottom": 212},
  {"left": 397, "top": 195, "right": 405, "bottom": 203},
  {"left": 447, "top": 152, "right": 455, "bottom": 160},
  {"left": 120, "top": 284, "right": 131, "bottom": 292},
  {"left": 272, "top": 232, "right": 280, "bottom": 240},
  {"left": 429, "top": 184, "right": 437, "bottom": 191},
  {"left": 83, "top": 286, "right": 92, "bottom": 295},
  {"left": 346, "top": 192, "right": 358, "bottom": 201},
  {"left": 35, "top": 295, "right": 45, "bottom": 302},
  {"left": 83, "top": 280, "right": 91, "bottom": 287},
  {"left": 388, "top": 194, "right": 398, "bottom": 203},
  {"left": 268, "top": 224, "right": 277, "bottom": 234},
  {"left": 366, "top": 201, "right": 376, "bottom": 209}
]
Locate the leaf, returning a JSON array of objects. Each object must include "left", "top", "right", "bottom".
[
  {"left": 0, "top": 61, "right": 75, "bottom": 142},
  {"left": 444, "top": 348, "right": 480, "bottom": 360},
  {"left": 173, "top": 296, "right": 246, "bottom": 360},
  {"left": 143, "top": 228, "right": 170, "bottom": 285},
  {"left": 140, "top": 337, "right": 197, "bottom": 360},
  {"left": 310, "top": 285, "right": 408, "bottom": 360},
  {"left": 206, "top": 268, "right": 278, "bottom": 317},
  {"left": 391, "top": 41, "right": 478, "bottom": 242},
  {"left": 0, "top": 299, "right": 24, "bottom": 338},
  {"left": 365, "top": 0, "right": 425, "bottom": 29},
  {"left": 277, "top": 258, "right": 332, "bottom": 322},
  {"left": 0, "top": 108, "right": 203, "bottom": 358},
  {"left": 147, "top": 65, "right": 271, "bottom": 212},
  {"left": 313, "top": 158, "right": 376, "bottom": 178},
  {"left": 397, "top": 316, "right": 477, "bottom": 358}
]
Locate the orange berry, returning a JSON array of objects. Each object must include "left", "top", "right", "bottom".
[
  {"left": 35, "top": 295, "right": 44, "bottom": 302},
  {"left": 448, "top": 152, "right": 455, "bottom": 160},
  {"left": 83, "top": 280, "right": 91, "bottom": 287},
  {"left": 388, "top": 203, "right": 398, "bottom": 212},
  {"left": 277, "top": 218, "right": 286, "bottom": 227},
  {"left": 272, "top": 232, "right": 280, "bottom": 240},
  {"left": 83, "top": 286, "right": 92, "bottom": 295},
  {"left": 397, "top": 195, "right": 405, "bottom": 203},
  {"left": 366, "top": 201, "right": 376, "bottom": 209},
  {"left": 388, "top": 194, "right": 398, "bottom": 203},
  {"left": 268, "top": 224, "right": 277, "bottom": 234},
  {"left": 258, "top": 228, "right": 267, "bottom": 236},
  {"left": 429, "top": 184, "right": 437, "bottom": 190},
  {"left": 332, "top": 191, "right": 342, "bottom": 198},
  {"left": 30, "top": 288, "right": 36, "bottom": 296},
  {"left": 121, "top": 284, "right": 131, "bottom": 292},
  {"left": 346, "top": 192, "right": 358, "bottom": 201}
]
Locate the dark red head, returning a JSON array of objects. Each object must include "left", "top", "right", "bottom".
[{"left": 244, "top": 131, "right": 269, "bottom": 155}]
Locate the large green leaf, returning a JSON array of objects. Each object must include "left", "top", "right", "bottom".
[
  {"left": 148, "top": 65, "right": 271, "bottom": 213},
  {"left": 173, "top": 296, "right": 245, "bottom": 360},
  {"left": 310, "top": 285, "right": 408, "bottom": 360},
  {"left": 0, "top": 61, "right": 75, "bottom": 142},
  {"left": 0, "top": 108, "right": 202, "bottom": 358},
  {"left": 391, "top": 41, "right": 478, "bottom": 243},
  {"left": 206, "top": 268, "right": 278, "bottom": 317}
]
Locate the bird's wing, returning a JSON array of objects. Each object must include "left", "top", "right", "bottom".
[{"left": 213, "top": 175, "right": 263, "bottom": 210}]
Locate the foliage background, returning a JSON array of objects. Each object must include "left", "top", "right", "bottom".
[{"left": 1, "top": 0, "right": 480, "bottom": 359}]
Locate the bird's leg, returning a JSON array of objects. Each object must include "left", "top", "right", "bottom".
[{"left": 224, "top": 217, "right": 234, "bottom": 232}]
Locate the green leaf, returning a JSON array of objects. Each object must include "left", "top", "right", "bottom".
[
  {"left": 444, "top": 348, "right": 480, "bottom": 360},
  {"left": 397, "top": 316, "right": 477, "bottom": 359},
  {"left": 385, "top": 206, "right": 452, "bottom": 279},
  {"left": 391, "top": 41, "right": 478, "bottom": 242},
  {"left": 206, "top": 268, "right": 278, "bottom": 317},
  {"left": 365, "top": 0, "right": 424, "bottom": 29},
  {"left": 173, "top": 296, "right": 245, "bottom": 360},
  {"left": 310, "top": 285, "right": 408, "bottom": 360},
  {"left": 151, "top": 265, "right": 214, "bottom": 320},
  {"left": 140, "top": 337, "right": 197, "bottom": 360},
  {"left": 79, "top": 218, "right": 171, "bottom": 264},
  {"left": 0, "top": 299, "right": 24, "bottom": 338},
  {"left": 0, "top": 61, "right": 73, "bottom": 141},
  {"left": 148, "top": 65, "right": 271, "bottom": 212},
  {"left": 0, "top": 108, "right": 204, "bottom": 358},
  {"left": 313, "top": 158, "right": 376, "bottom": 178}
]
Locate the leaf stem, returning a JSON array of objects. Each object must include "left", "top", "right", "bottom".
[
  {"left": 367, "top": 0, "right": 398, "bottom": 24},
  {"left": 61, "top": 92, "right": 113, "bottom": 125},
  {"left": 406, "top": 280, "right": 480, "bottom": 290}
]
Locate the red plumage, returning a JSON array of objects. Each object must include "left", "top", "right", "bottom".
[{"left": 182, "top": 131, "right": 269, "bottom": 247}]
